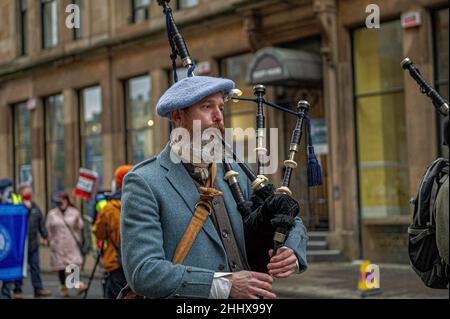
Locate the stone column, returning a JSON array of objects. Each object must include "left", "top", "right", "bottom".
[
  {"left": 0, "top": 104, "right": 13, "bottom": 179},
  {"left": 101, "top": 58, "right": 115, "bottom": 191},
  {"left": 151, "top": 69, "right": 170, "bottom": 153},
  {"left": 314, "top": 0, "right": 360, "bottom": 259},
  {"left": 109, "top": 62, "right": 126, "bottom": 168},
  {"left": 28, "top": 0, "right": 41, "bottom": 56},
  {"left": 59, "top": 0, "right": 72, "bottom": 44}
]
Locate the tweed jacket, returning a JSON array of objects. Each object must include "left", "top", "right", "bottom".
[{"left": 120, "top": 143, "right": 308, "bottom": 298}]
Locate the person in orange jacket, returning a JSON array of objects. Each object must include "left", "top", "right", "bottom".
[{"left": 93, "top": 165, "right": 133, "bottom": 299}]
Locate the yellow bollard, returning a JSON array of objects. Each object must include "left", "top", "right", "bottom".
[{"left": 356, "top": 260, "right": 383, "bottom": 297}]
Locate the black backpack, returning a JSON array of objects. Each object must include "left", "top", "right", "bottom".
[{"left": 408, "top": 157, "right": 449, "bottom": 289}]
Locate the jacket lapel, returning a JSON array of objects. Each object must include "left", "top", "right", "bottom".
[{"left": 158, "top": 143, "right": 222, "bottom": 247}]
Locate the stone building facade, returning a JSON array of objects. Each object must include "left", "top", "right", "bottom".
[{"left": 0, "top": 0, "right": 448, "bottom": 263}]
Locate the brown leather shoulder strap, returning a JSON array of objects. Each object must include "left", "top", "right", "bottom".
[
  {"left": 172, "top": 162, "right": 222, "bottom": 264},
  {"left": 119, "top": 162, "right": 222, "bottom": 299}
]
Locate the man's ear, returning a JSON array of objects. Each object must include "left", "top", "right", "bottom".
[{"left": 171, "top": 109, "right": 182, "bottom": 127}]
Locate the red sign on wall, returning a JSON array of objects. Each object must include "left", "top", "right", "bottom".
[{"left": 401, "top": 11, "right": 422, "bottom": 29}]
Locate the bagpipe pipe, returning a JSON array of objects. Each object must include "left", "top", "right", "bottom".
[
  {"left": 157, "top": 0, "right": 323, "bottom": 272},
  {"left": 401, "top": 57, "right": 449, "bottom": 116},
  {"left": 220, "top": 88, "right": 323, "bottom": 272}
]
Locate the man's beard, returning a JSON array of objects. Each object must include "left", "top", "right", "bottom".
[
  {"left": 177, "top": 120, "right": 225, "bottom": 164},
  {"left": 182, "top": 119, "right": 225, "bottom": 138}
]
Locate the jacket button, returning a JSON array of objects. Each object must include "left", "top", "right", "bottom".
[
  {"left": 218, "top": 264, "right": 225, "bottom": 270},
  {"left": 222, "top": 231, "right": 228, "bottom": 239},
  {"left": 186, "top": 267, "right": 193, "bottom": 273}
]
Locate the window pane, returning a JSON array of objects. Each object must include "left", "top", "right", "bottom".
[
  {"left": 15, "top": 102, "right": 31, "bottom": 146},
  {"left": 80, "top": 86, "right": 103, "bottom": 187},
  {"left": 178, "top": 0, "right": 198, "bottom": 9},
  {"left": 353, "top": 22, "right": 408, "bottom": 219},
  {"left": 46, "top": 143, "right": 65, "bottom": 194},
  {"left": 45, "top": 94, "right": 65, "bottom": 207},
  {"left": 85, "top": 136, "right": 103, "bottom": 169},
  {"left": 221, "top": 53, "right": 255, "bottom": 126},
  {"left": 42, "top": 0, "right": 58, "bottom": 48},
  {"left": 133, "top": 0, "right": 149, "bottom": 23},
  {"left": 82, "top": 86, "right": 102, "bottom": 136},
  {"left": 20, "top": 0, "right": 27, "bottom": 55},
  {"left": 73, "top": 0, "right": 82, "bottom": 40},
  {"left": 356, "top": 93, "right": 409, "bottom": 218},
  {"left": 169, "top": 67, "right": 188, "bottom": 84},
  {"left": 129, "top": 129, "right": 153, "bottom": 164},
  {"left": 134, "top": 8, "right": 148, "bottom": 23},
  {"left": 125, "top": 76, "right": 153, "bottom": 163},
  {"left": 14, "top": 102, "right": 32, "bottom": 186},
  {"left": 354, "top": 21, "right": 404, "bottom": 95},
  {"left": 46, "top": 94, "right": 64, "bottom": 142},
  {"left": 220, "top": 53, "right": 257, "bottom": 165},
  {"left": 135, "top": 0, "right": 149, "bottom": 7},
  {"left": 126, "top": 76, "right": 151, "bottom": 129}
]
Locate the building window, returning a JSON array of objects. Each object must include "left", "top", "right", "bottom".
[
  {"left": 220, "top": 53, "right": 256, "bottom": 163},
  {"left": 353, "top": 20, "right": 409, "bottom": 219},
  {"left": 44, "top": 94, "right": 65, "bottom": 207},
  {"left": 79, "top": 86, "right": 103, "bottom": 187},
  {"left": 13, "top": 102, "right": 32, "bottom": 187},
  {"left": 41, "top": 0, "right": 58, "bottom": 49},
  {"left": 125, "top": 75, "right": 154, "bottom": 164},
  {"left": 72, "top": 0, "right": 82, "bottom": 40},
  {"left": 131, "top": 0, "right": 149, "bottom": 24},
  {"left": 176, "top": 0, "right": 198, "bottom": 10},
  {"left": 434, "top": 8, "right": 449, "bottom": 158},
  {"left": 19, "top": 0, "right": 28, "bottom": 55}
]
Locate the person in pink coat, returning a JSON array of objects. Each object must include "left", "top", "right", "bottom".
[{"left": 45, "top": 192, "right": 87, "bottom": 297}]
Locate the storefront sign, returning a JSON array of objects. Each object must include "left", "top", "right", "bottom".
[
  {"left": 310, "top": 118, "right": 328, "bottom": 155},
  {"left": 401, "top": 11, "right": 422, "bottom": 29},
  {"left": 197, "top": 61, "right": 211, "bottom": 75}
]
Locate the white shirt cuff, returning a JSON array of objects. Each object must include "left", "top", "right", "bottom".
[{"left": 209, "top": 272, "right": 232, "bottom": 299}]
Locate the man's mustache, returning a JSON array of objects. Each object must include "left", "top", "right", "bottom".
[{"left": 208, "top": 123, "right": 225, "bottom": 135}]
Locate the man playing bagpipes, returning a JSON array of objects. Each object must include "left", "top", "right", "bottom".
[{"left": 119, "top": 76, "right": 309, "bottom": 299}]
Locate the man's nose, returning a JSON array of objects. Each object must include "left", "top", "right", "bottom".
[{"left": 212, "top": 106, "right": 223, "bottom": 123}]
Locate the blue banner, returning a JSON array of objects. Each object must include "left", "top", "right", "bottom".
[{"left": 0, "top": 204, "right": 28, "bottom": 281}]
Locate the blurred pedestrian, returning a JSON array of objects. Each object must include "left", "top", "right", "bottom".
[
  {"left": 12, "top": 184, "right": 52, "bottom": 299},
  {"left": 93, "top": 165, "right": 133, "bottom": 299},
  {"left": 46, "top": 192, "right": 87, "bottom": 297}
]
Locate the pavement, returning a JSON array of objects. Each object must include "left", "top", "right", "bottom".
[
  {"left": 11, "top": 248, "right": 104, "bottom": 299},
  {"left": 13, "top": 270, "right": 104, "bottom": 299},
  {"left": 272, "top": 261, "right": 449, "bottom": 299},
  {"left": 11, "top": 248, "right": 450, "bottom": 299}
]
